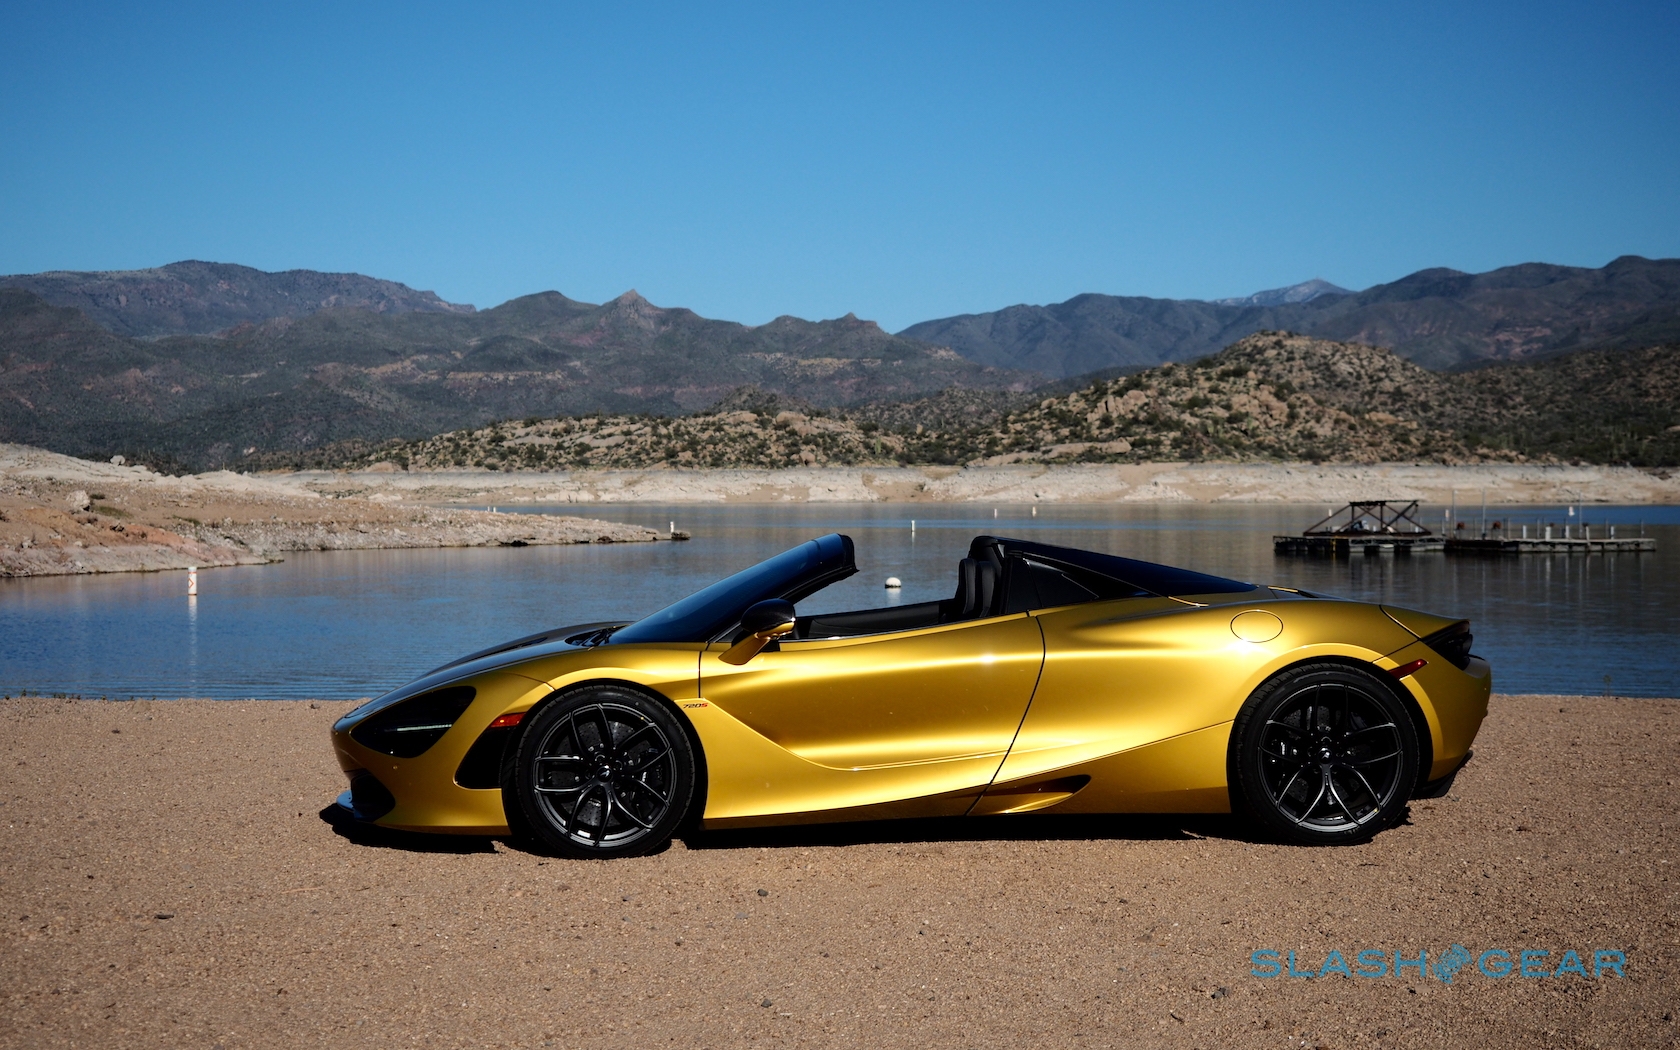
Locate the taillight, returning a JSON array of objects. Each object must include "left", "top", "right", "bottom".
[{"left": 1420, "top": 622, "right": 1473, "bottom": 671}]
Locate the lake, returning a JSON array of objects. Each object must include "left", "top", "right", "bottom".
[{"left": 2, "top": 503, "right": 1676, "bottom": 700}]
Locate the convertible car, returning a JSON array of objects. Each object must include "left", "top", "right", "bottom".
[{"left": 330, "top": 534, "right": 1489, "bottom": 856}]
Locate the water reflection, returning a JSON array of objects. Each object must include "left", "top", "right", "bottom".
[{"left": 1, "top": 503, "right": 1675, "bottom": 700}]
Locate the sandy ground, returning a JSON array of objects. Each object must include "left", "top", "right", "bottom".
[
  {"left": 1, "top": 694, "right": 1674, "bottom": 1049},
  {"left": 0, "top": 445, "right": 664, "bottom": 577},
  {"left": 286, "top": 462, "right": 1680, "bottom": 506}
]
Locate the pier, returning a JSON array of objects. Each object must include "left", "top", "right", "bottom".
[
  {"left": 1274, "top": 500, "right": 1656, "bottom": 556},
  {"left": 1445, "top": 535, "right": 1655, "bottom": 555}
]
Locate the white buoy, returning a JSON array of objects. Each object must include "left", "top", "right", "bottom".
[
  {"left": 884, "top": 577, "right": 902, "bottom": 589},
  {"left": 993, "top": 508, "right": 998, "bottom": 518},
  {"left": 187, "top": 566, "right": 198, "bottom": 596},
  {"left": 910, "top": 519, "right": 916, "bottom": 534},
  {"left": 1031, "top": 506, "right": 1037, "bottom": 517},
  {"left": 670, "top": 521, "right": 676, "bottom": 537}
]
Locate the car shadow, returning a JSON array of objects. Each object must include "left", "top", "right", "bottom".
[
  {"left": 682, "top": 812, "right": 1261, "bottom": 851},
  {"left": 318, "top": 804, "right": 499, "bottom": 854}
]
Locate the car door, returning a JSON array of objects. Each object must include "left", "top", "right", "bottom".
[{"left": 696, "top": 613, "right": 1044, "bottom": 824}]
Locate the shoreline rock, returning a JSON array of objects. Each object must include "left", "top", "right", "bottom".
[{"left": 0, "top": 443, "right": 662, "bottom": 578}]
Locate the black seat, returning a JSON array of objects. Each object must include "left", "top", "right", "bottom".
[{"left": 951, "top": 557, "right": 999, "bottom": 620}]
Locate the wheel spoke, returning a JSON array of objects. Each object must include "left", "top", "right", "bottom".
[
  {"left": 534, "top": 782, "right": 588, "bottom": 795},
  {"left": 1273, "top": 763, "right": 1308, "bottom": 811},
  {"left": 1294, "top": 768, "right": 1331, "bottom": 826},
  {"left": 625, "top": 776, "right": 670, "bottom": 806},
  {"left": 1263, "top": 718, "right": 1308, "bottom": 739},
  {"left": 626, "top": 746, "right": 671, "bottom": 775},
  {"left": 536, "top": 753, "right": 585, "bottom": 765},
  {"left": 591, "top": 705, "right": 615, "bottom": 753},
  {"left": 589, "top": 785, "right": 613, "bottom": 840},
  {"left": 1346, "top": 748, "right": 1402, "bottom": 766},
  {"left": 618, "top": 722, "right": 660, "bottom": 752},
  {"left": 610, "top": 786, "right": 655, "bottom": 829},
  {"left": 1325, "top": 774, "right": 1358, "bottom": 824},
  {"left": 1343, "top": 722, "right": 1398, "bottom": 743},
  {"left": 1345, "top": 765, "right": 1386, "bottom": 811}
]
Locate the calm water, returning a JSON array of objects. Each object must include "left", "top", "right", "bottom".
[{"left": 2, "top": 503, "right": 1676, "bottom": 700}]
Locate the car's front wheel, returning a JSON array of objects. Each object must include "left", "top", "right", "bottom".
[
  {"left": 511, "top": 685, "right": 696, "bottom": 859},
  {"left": 1230, "top": 663, "right": 1419, "bottom": 845}
]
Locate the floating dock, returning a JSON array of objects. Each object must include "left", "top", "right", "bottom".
[
  {"left": 1274, "top": 500, "right": 1655, "bottom": 556},
  {"left": 1273, "top": 500, "right": 1442, "bottom": 555},
  {"left": 1273, "top": 534, "right": 1444, "bottom": 555},
  {"left": 1444, "top": 535, "right": 1655, "bottom": 555}
]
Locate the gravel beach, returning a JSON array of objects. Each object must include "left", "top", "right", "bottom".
[{"left": 2, "top": 693, "right": 1675, "bottom": 1049}]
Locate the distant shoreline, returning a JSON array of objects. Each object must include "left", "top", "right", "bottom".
[
  {"left": 283, "top": 461, "right": 1680, "bottom": 506},
  {"left": 6, "top": 444, "right": 1675, "bottom": 578}
]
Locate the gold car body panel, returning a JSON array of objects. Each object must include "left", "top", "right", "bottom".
[
  {"left": 695, "top": 614, "right": 1044, "bottom": 822},
  {"left": 1381, "top": 604, "right": 1462, "bottom": 639},
  {"left": 331, "top": 645, "right": 705, "bottom": 835},
  {"left": 1375, "top": 643, "right": 1491, "bottom": 780},
  {"left": 331, "top": 671, "right": 551, "bottom": 834},
  {"left": 988, "top": 596, "right": 1422, "bottom": 805},
  {"left": 975, "top": 722, "right": 1235, "bottom": 815}
]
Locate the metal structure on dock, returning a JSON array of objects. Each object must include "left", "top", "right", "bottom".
[
  {"left": 1273, "top": 501, "right": 1442, "bottom": 555},
  {"left": 1275, "top": 500, "right": 1656, "bottom": 556}
]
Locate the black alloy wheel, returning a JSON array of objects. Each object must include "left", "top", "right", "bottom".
[
  {"left": 512, "top": 685, "right": 696, "bottom": 859},
  {"left": 1230, "top": 663, "right": 1419, "bottom": 845}
]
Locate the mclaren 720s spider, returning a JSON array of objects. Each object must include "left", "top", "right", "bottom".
[{"left": 330, "top": 533, "right": 1489, "bottom": 857}]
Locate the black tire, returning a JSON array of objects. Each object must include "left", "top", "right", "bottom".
[
  {"left": 1230, "top": 663, "right": 1418, "bottom": 846},
  {"left": 511, "top": 684, "right": 696, "bottom": 859}
]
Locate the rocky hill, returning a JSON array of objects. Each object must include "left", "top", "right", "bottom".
[
  {"left": 294, "top": 333, "right": 1680, "bottom": 471},
  {"left": 901, "top": 256, "right": 1680, "bottom": 375},
  {"left": 0, "top": 260, "right": 476, "bottom": 337},
  {"left": 0, "top": 285, "right": 1029, "bottom": 472}
]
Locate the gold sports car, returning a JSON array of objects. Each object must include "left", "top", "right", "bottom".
[{"left": 330, "top": 533, "right": 1489, "bottom": 857}]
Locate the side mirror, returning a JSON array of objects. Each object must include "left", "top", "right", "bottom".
[{"left": 720, "top": 599, "right": 797, "bottom": 665}]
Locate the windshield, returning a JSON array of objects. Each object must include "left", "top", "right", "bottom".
[{"left": 610, "top": 533, "right": 856, "bottom": 644}]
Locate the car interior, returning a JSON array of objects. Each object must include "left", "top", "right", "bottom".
[{"left": 791, "top": 537, "right": 1152, "bottom": 640}]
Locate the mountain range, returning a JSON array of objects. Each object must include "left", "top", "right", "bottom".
[
  {"left": 0, "top": 274, "right": 1027, "bottom": 472},
  {"left": 2, "top": 256, "right": 1678, "bottom": 470},
  {"left": 0, "top": 260, "right": 476, "bottom": 338},
  {"left": 901, "top": 256, "right": 1680, "bottom": 375}
]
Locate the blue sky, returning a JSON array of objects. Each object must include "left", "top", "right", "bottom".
[{"left": 2, "top": 2, "right": 1676, "bottom": 330}]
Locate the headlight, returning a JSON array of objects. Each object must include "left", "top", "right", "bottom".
[{"left": 349, "top": 685, "right": 478, "bottom": 758}]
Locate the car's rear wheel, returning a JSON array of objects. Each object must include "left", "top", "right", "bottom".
[
  {"left": 511, "top": 685, "right": 696, "bottom": 859},
  {"left": 1231, "top": 663, "right": 1418, "bottom": 845}
]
